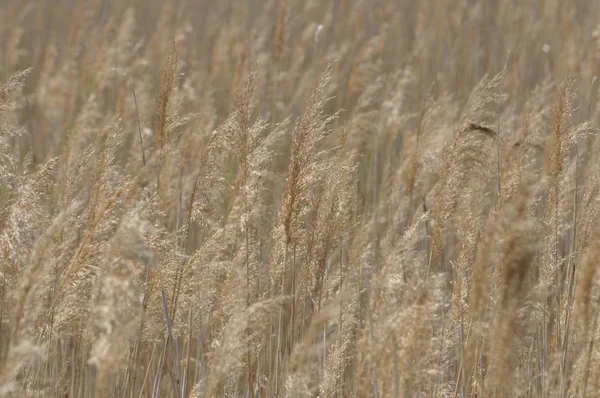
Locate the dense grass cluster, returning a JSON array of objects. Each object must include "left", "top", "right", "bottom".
[{"left": 2, "top": 0, "right": 600, "bottom": 396}]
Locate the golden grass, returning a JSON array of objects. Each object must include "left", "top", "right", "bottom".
[{"left": 2, "top": 0, "right": 600, "bottom": 396}]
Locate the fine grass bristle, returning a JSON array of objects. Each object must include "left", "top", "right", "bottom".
[{"left": 3, "top": 1, "right": 600, "bottom": 397}]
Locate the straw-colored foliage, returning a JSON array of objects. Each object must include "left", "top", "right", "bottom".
[{"left": 1, "top": 1, "right": 600, "bottom": 396}]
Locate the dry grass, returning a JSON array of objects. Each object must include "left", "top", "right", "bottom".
[{"left": 2, "top": 0, "right": 600, "bottom": 396}]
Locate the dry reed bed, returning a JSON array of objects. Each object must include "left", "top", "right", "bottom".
[{"left": 1, "top": 0, "right": 600, "bottom": 396}]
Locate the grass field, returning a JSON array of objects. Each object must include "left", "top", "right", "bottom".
[{"left": 1, "top": 0, "right": 600, "bottom": 396}]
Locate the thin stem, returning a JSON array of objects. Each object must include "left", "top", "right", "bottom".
[
  {"left": 23, "top": 89, "right": 36, "bottom": 166},
  {"left": 496, "top": 114, "right": 501, "bottom": 197},
  {"left": 131, "top": 81, "right": 146, "bottom": 167},
  {"left": 274, "top": 243, "right": 288, "bottom": 395}
]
